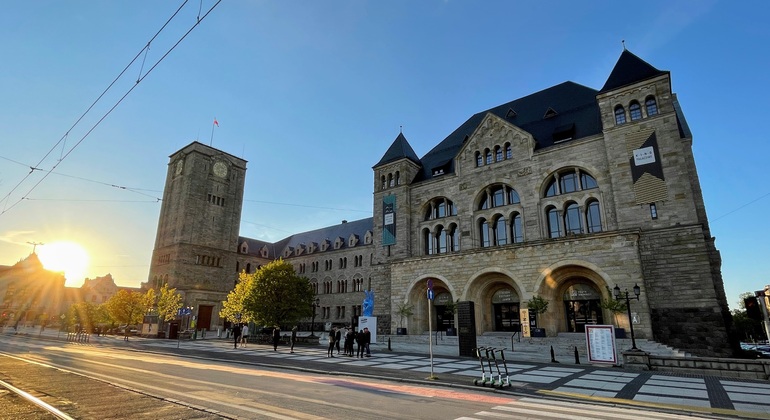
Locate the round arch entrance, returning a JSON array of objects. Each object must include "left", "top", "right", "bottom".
[
  {"left": 403, "top": 277, "right": 457, "bottom": 334},
  {"left": 465, "top": 272, "right": 521, "bottom": 334}
]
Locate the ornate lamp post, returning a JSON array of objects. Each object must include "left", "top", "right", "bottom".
[
  {"left": 613, "top": 283, "right": 641, "bottom": 350},
  {"left": 309, "top": 298, "right": 320, "bottom": 338}
]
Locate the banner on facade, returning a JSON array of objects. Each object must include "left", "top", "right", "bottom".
[
  {"left": 382, "top": 195, "right": 396, "bottom": 245},
  {"left": 519, "top": 308, "right": 530, "bottom": 338},
  {"left": 585, "top": 325, "right": 618, "bottom": 365}
]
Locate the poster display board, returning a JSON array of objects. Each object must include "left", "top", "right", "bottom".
[
  {"left": 358, "top": 316, "right": 377, "bottom": 343},
  {"left": 585, "top": 325, "right": 617, "bottom": 364},
  {"left": 519, "top": 308, "right": 531, "bottom": 338}
]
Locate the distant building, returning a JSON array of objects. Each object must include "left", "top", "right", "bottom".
[
  {"left": 80, "top": 274, "right": 120, "bottom": 305},
  {"left": 147, "top": 49, "right": 733, "bottom": 357},
  {"left": 0, "top": 253, "right": 65, "bottom": 327}
]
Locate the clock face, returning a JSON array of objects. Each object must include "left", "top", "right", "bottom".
[
  {"left": 213, "top": 161, "right": 228, "bottom": 178},
  {"left": 175, "top": 161, "right": 184, "bottom": 175}
]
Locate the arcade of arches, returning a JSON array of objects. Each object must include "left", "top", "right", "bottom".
[{"left": 399, "top": 266, "right": 614, "bottom": 336}]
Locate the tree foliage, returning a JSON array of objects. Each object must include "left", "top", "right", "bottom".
[
  {"left": 156, "top": 284, "right": 183, "bottom": 323},
  {"left": 526, "top": 295, "right": 549, "bottom": 328},
  {"left": 67, "top": 301, "right": 109, "bottom": 332},
  {"left": 104, "top": 290, "right": 147, "bottom": 327},
  {"left": 221, "top": 259, "right": 314, "bottom": 327}
]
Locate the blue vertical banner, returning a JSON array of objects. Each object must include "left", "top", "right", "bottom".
[{"left": 382, "top": 195, "right": 396, "bottom": 245}]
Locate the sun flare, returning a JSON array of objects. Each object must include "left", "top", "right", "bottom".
[{"left": 37, "top": 241, "right": 90, "bottom": 284}]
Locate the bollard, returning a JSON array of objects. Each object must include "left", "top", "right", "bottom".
[
  {"left": 388, "top": 337, "right": 391, "bottom": 351},
  {"left": 550, "top": 345, "right": 559, "bottom": 363},
  {"left": 574, "top": 346, "right": 580, "bottom": 364}
]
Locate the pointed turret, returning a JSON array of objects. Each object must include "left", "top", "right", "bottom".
[
  {"left": 600, "top": 49, "right": 668, "bottom": 93},
  {"left": 373, "top": 132, "right": 421, "bottom": 169}
]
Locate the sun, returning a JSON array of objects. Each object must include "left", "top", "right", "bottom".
[{"left": 37, "top": 241, "right": 90, "bottom": 284}]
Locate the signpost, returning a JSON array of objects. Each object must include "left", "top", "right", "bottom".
[{"left": 427, "top": 280, "right": 435, "bottom": 380}]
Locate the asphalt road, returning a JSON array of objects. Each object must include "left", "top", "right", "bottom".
[{"left": 0, "top": 335, "right": 745, "bottom": 420}]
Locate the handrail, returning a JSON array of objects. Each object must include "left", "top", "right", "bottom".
[{"left": 434, "top": 329, "right": 443, "bottom": 344}]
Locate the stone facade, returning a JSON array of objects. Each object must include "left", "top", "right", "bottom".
[{"left": 147, "top": 50, "right": 732, "bottom": 357}]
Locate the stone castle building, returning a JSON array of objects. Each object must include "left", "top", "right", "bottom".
[{"left": 147, "top": 50, "right": 733, "bottom": 357}]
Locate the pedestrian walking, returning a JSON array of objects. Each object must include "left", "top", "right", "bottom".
[
  {"left": 356, "top": 329, "right": 365, "bottom": 358},
  {"left": 290, "top": 325, "right": 298, "bottom": 353},
  {"left": 363, "top": 327, "right": 371, "bottom": 357},
  {"left": 232, "top": 323, "right": 241, "bottom": 349},
  {"left": 272, "top": 325, "right": 281, "bottom": 351},
  {"left": 334, "top": 326, "right": 342, "bottom": 354},
  {"left": 327, "top": 327, "right": 337, "bottom": 357},
  {"left": 240, "top": 324, "right": 249, "bottom": 347}
]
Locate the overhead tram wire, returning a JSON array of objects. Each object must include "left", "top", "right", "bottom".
[
  {"left": 0, "top": 0, "right": 222, "bottom": 217},
  {"left": 0, "top": 0, "right": 190, "bottom": 211}
]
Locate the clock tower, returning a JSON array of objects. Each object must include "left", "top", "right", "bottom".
[{"left": 148, "top": 141, "right": 247, "bottom": 330}]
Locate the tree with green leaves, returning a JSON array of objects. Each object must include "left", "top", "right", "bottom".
[
  {"left": 156, "top": 284, "right": 183, "bottom": 324},
  {"left": 221, "top": 259, "right": 314, "bottom": 327},
  {"left": 526, "top": 295, "right": 549, "bottom": 328},
  {"left": 104, "top": 289, "right": 148, "bottom": 338}
]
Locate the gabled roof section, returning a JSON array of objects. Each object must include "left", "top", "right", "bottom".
[
  {"left": 600, "top": 49, "right": 668, "bottom": 93},
  {"left": 267, "top": 218, "right": 374, "bottom": 259},
  {"left": 373, "top": 133, "right": 421, "bottom": 168},
  {"left": 414, "top": 81, "right": 601, "bottom": 182}
]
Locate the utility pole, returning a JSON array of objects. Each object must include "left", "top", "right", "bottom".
[{"left": 27, "top": 241, "right": 44, "bottom": 254}]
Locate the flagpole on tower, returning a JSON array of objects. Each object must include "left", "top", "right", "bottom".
[{"left": 210, "top": 117, "right": 219, "bottom": 146}]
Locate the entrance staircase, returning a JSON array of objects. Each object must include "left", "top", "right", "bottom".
[{"left": 380, "top": 331, "right": 688, "bottom": 365}]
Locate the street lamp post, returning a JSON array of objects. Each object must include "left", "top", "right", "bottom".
[
  {"left": 614, "top": 283, "right": 641, "bottom": 350},
  {"left": 309, "top": 298, "right": 320, "bottom": 338}
]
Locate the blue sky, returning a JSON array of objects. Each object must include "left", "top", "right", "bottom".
[{"left": 0, "top": 1, "right": 767, "bottom": 310}]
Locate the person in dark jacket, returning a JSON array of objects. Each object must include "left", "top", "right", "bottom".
[
  {"left": 232, "top": 323, "right": 241, "bottom": 349},
  {"left": 344, "top": 328, "right": 354, "bottom": 356},
  {"left": 356, "top": 329, "right": 365, "bottom": 358},
  {"left": 272, "top": 325, "right": 281, "bottom": 351},
  {"left": 363, "top": 327, "right": 371, "bottom": 357},
  {"left": 327, "top": 327, "right": 337, "bottom": 357},
  {"left": 290, "top": 325, "right": 298, "bottom": 353},
  {"left": 334, "top": 327, "right": 342, "bottom": 354}
]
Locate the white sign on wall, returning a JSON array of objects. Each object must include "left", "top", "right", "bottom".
[{"left": 633, "top": 146, "right": 656, "bottom": 166}]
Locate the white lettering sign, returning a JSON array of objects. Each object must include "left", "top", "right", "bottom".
[
  {"left": 384, "top": 213, "right": 394, "bottom": 226},
  {"left": 633, "top": 146, "right": 655, "bottom": 166}
]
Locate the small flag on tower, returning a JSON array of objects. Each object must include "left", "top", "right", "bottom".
[{"left": 213, "top": 118, "right": 219, "bottom": 127}]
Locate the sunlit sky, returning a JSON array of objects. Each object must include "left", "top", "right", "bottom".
[{"left": 1, "top": 1, "right": 768, "bottom": 310}]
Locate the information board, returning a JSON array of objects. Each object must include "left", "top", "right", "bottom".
[{"left": 585, "top": 325, "right": 617, "bottom": 364}]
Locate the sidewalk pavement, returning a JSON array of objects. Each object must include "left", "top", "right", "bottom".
[{"left": 4, "top": 327, "right": 770, "bottom": 419}]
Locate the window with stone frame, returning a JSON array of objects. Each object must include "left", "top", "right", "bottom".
[
  {"left": 614, "top": 105, "right": 626, "bottom": 125},
  {"left": 645, "top": 96, "right": 658, "bottom": 116},
  {"left": 629, "top": 101, "right": 642, "bottom": 121}
]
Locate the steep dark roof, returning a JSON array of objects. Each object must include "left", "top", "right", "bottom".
[
  {"left": 415, "top": 81, "right": 602, "bottom": 182},
  {"left": 240, "top": 218, "right": 374, "bottom": 259},
  {"left": 600, "top": 50, "right": 668, "bottom": 93},
  {"left": 373, "top": 133, "right": 421, "bottom": 168}
]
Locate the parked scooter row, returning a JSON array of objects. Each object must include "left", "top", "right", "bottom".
[{"left": 472, "top": 346, "right": 511, "bottom": 388}]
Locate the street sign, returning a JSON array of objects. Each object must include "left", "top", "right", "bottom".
[{"left": 427, "top": 289, "right": 434, "bottom": 300}]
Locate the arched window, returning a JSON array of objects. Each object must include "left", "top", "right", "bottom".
[
  {"left": 423, "top": 228, "right": 434, "bottom": 255},
  {"left": 581, "top": 173, "right": 597, "bottom": 190},
  {"left": 476, "top": 151, "right": 483, "bottom": 167},
  {"left": 645, "top": 96, "right": 658, "bottom": 116},
  {"left": 495, "top": 217, "right": 508, "bottom": 246},
  {"left": 246, "top": 263, "right": 251, "bottom": 273},
  {"left": 508, "top": 188, "right": 520, "bottom": 204},
  {"left": 614, "top": 105, "right": 626, "bottom": 125},
  {"left": 564, "top": 202, "right": 582, "bottom": 235},
  {"left": 560, "top": 172, "right": 579, "bottom": 194},
  {"left": 436, "top": 201, "right": 446, "bottom": 218},
  {"left": 493, "top": 187, "right": 505, "bottom": 207},
  {"left": 395, "top": 171, "right": 400, "bottom": 186},
  {"left": 381, "top": 175, "right": 386, "bottom": 190},
  {"left": 479, "top": 185, "right": 520, "bottom": 210},
  {"left": 545, "top": 179, "right": 558, "bottom": 197},
  {"left": 511, "top": 213, "right": 523, "bottom": 243},
  {"left": 495, "top": 146, "right": 503, "bottom": 162},
  {"left": 505, "top": 143, "right": 512, "bottom": 159},
  {"left": 629, "top": 101, "right": 642, "bottom": 121},
  {"left": 587, "top": 201, "right": 602, "bottom": 233},
  {"left": 448, "top": 224, "right": 459, "bottom": 252},
  {"left": 547, "top": 207, "right": 561, "bottom": 238},
  {"left": 437, "top": 226, "right": 448, "bottom": 253},
  {"left": 479, "top": 219, "right": 491, "bottom": 247},
  {"left": 425, "top": 198, "right": 456, "bottom": 220},
  {"left": 388, "top": 173, "right": 394, "bottom": 187},
  {"left": 485, "top": 149, "right": 493, "bottom": 165}
]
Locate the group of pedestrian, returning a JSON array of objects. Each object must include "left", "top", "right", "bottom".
[
  {"left": 231, "top": 323, "right": 250, "bottom": 349},
  {"left": 328, "top": 326, "right": 370, "bottom": 358}
]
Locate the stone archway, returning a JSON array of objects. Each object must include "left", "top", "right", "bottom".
[
  {"left": 464, "top": 271, "right": 522, "bottom": 335},
  {"left": 532, "top": 264, "right": 612, "bottom": 336},
  {"left": 399, "top": 276, "right": 457, "bottom": 334}
]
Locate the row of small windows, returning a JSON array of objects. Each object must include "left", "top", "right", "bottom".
[
  {"left": 423, "top": 224, "right": 460, "bottom": 255},
  {"left": 544, "top": 169, "right": 597, "bottom": 197},
  {"left": 196, "top": 254, "right": 221, "bottom": 267},
  {"left": 156, "top": 254, "right": 170, "bottom": 264},
  {"left": 312, "top": 278, "right": 366, "bottom": 295},
  {"left": 614, "top": 96, "right": 658, "bottom": 125},
  {"left": 475, "top": 143, "right": 513, "bottom": 167},
  {"left": 317, "top": 305, "right": 362, "bottom": 320},
  {"left": 207, "top": 193, "right": 225, "bottom": 207},
  {"left": 479, "top": 214, "right": 524, "bottom": 247},
  {"left": 479, "top": 184, "right": 520, "bottom": 210},
  {"left": 380, "top": 171, "right": 400, "bottom": 190},
  {"left": 425, "top": 198, "right": 457, "bottom": 220},
  {"left": 546, "top": 201, "right": 603, "bottom": 238},
  {"left": 303, "top": 255, "right": 366, "bottom": 273},
  {"left": 235, "top": 262, "right": 262, "bottom": 273}
]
